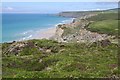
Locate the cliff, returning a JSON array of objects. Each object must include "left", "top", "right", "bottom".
[
  {"left": 52, "top": 9, "right": 119, "bottom": 44},
  {"left": 52, "top": 13, "right": 107, "bottom": 43}
]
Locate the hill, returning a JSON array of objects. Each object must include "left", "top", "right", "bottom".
[
  {"left": 2, "top": 8, "right": 119, "bottom": 79},
  {"left": 2, "top": 39, "right": 119, "bottom": 78}
]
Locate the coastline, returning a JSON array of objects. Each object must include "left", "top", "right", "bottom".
[
  {"left": 2, "top": 17, "right": 74, "bottom": 43},
  {"left": 33, "top": 27, "right": 57, "bottom": 39},
  {"left": 32, "top": 18, "right": 74, "bottom": 40}
]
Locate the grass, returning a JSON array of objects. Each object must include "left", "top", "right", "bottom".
[
  {"left": 2, "top": 39, "right": 119, "bottom": 78},
  {"left": 87, "top": 20, "right": 119, "bottom": 36},
  {"left": 86, "top": 13, "right": 119, "bottom": 21},
  {"left": 2, "top": 9, "right": 119, "bottom": 78}
]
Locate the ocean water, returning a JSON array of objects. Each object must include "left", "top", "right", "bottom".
[{"left": 2, "top": 14, "right": 71, "bottom": 42}]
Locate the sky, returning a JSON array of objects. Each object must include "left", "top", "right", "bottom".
[
  {"left": 1, "top": 0, "right": 119, "bottom": 2},
  {"left": 1, "top": 2, "right": 118, "bottom": 13}
]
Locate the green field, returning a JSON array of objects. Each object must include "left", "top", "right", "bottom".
[
  {"left": 87, "top": 20, "right": 119, "bottom": 36},
  {"left": 86, "top": 13, "right": 119, "bottom": 21}
]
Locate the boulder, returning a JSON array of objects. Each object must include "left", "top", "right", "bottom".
[
  {"left": 46, "top": 49, "right": 51, "bottom": 53},
  {"left": 26, "top": 42, "right": 34, "bottom": 47},
  {"left": 100, "top": 39, "right": 111, "bottom": 47}
]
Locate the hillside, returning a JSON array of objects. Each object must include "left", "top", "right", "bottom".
[
  {"left": 58, "top": 8, "right": 119, "bottom": 18},
  {"left": 2, "top": 8, "right": 119, "bottom": 79},
  {"left": 2, "top": 39, "right": 119, "bottom": 78},
  {"left": 52, "top": 8, "right": 119, "bottom": 43}
]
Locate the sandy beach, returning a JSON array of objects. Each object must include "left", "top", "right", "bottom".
[
  {"left": 33, "top": 19, "right": 74, "bottom": 40},
  {"left": 34, "top": 27, "right": 56, "bottom": 39}
]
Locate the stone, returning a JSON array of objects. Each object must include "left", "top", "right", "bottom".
[
  {"left": 100, "top": 39, "right": 111, "bottom": 47},
  {"left": 27, "top": 42, "right": 34, "bottom": 47},
  {"left": 39, "top": 59, "right": 42, "bottom": 63},
  {"left": 46, "top": 49, "right": 51, "bottom": 53},
  {"left": 72, "top": 19, "right": 76, "bottom": 23},
  {"left": 59, "top": 49, "right": 65, "bottom": 53}
]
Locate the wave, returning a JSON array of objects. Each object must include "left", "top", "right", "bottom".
[
  {"left": 61, "top": 18, "right": 74, "bottom": 23},
  {"left": 20, "top": 18, "right": 74, "bottom": 41},
  {"left": 8, "top": 18, "right": 74, "bottom": 42},
  {"left": 55, "top": 18, "right": 74, "bottom": 27},
  {"left": 20, "top": 35, "right": 33, "bottom": 41},
  {"left": 21, "top": 30, "right": 33, "bottom": 35}
]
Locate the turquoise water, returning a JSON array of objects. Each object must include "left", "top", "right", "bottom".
[{"left": 2, "top": 14, "right": 71, "bottom": 42}]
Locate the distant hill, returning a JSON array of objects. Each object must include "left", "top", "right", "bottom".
[{"left": 58, "top": 8, "right": 119, "bottom": 18}]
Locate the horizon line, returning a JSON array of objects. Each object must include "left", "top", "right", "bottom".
[
  {"left": 1, "top": 7, "right": 119, "bottom": 14},
  {"left": 1, "top": 0, "right": 119, "bottom": 2}
]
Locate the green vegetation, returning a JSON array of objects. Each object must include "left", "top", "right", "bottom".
[
  {"left": 87, "top": 20, "right": 119, "bottom": 35},
  {"left": 86, "top": 10, "right": 119, "bottom": 37},
  {"left": 2, "top": 39, "right": 119, "bottom": 78},
  {"left": 2, "top": 8, "right": 119, "bottom": 78},
  {"left": 87, "top": 13, "right": 119, "bottom": 21}
]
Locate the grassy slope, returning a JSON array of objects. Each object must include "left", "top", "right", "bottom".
[
  {"left": 87, "top": 13, "right": 118, "bottom": 21},
  {"left": 2, "top": 39, "right": 119, "bottom": 78},
  {"left": 87, "top": 20, "right": 119, "bottom": 35},
  {"left": 86, "top": 12, "right": 119, "bottom": 37},
  {"left": 2, "top": 9, "right": 119, "bottom": 78}
]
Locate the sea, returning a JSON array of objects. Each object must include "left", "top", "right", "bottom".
[{"left": 2, "top": 14, "right": 72, "bottom": 43}]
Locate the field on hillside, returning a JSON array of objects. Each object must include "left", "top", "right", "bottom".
[
  {"left": 2, "top": 39, "right": 119, "bottom": 78},
  {"left": 86, "top": 12, "right": 119, "bottom": 37},
  {"left": 87, "top": 20, "right": 119, "bottom": 36}
]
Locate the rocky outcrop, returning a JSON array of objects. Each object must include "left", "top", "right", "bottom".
[
  {"left": 52, "top": 25, "right": 64, "bottom": 42},
  {"left": 52, "top": 13, "right": 109, "bottom": 43},
  {"left": 3, "top": 42, "right": 26, "bottom": 55}
]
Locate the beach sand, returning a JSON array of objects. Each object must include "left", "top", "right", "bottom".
[
  {"left": 34, "top": 27, "right": 56, "bottom": 39},
  {"left": 21, "top": 18, "right": 74, "bottom": 41},
  {"left": 34, "top": 18, "right": 74, "bottom": 40}
]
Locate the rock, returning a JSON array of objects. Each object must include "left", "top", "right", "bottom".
[
  {"left": 15, "top": 46, "right": 20, "bottom": 50},
  {"left": 35, "top": 42, "right": 38, "bottom": 47},
  {"left": 46, "top": 67, "right": 52, "bottom": 70},
  {"left": 39, "top": 59, "right": 42, "bottom": 63},
  {"left": 59, "top": 49, "right": 65, "bottom": 53},
  {"left": 18, "top": 44, "right": 25, "bottom": 48},
  {"left": 39, "top": 48, "right": 45, "bottom": 53},
  {"left": 110, "top": 75, "right": 119, "bottom": 79},
  {"left": 53, "top": 12, "right": 109, "bottom": 43},
  {"left": 100, "top": 39, "right": 111, "bottom": 47},
  {"left": 46, "top": 49, "right": 51, "bottom": 53},
  {"left": 72, "top": 19, "right": 76, "bottom": 23},
  {"left": 12, "top": 49, "right": 18, "bottom": 55},
  {"left": 27, "top": 42, "right": 34, "bottom": 47}
]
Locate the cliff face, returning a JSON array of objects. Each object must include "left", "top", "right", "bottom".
[
  {"left": 52, "top": 25, "right": 64, "bottom": 42},
  {"left": 52, "top": 13, "right": 108, "bottom": 43}
]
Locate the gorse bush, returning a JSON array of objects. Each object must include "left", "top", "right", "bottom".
[{"left": 2, "top": 39, "right": 118, "bottom": 78}]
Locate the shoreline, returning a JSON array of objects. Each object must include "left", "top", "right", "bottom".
[
  {"left": 2, "top": 17, "right": 74, "bottom": 43},
  {"left": 31, "top": 18, "right": 74, "bottom": 40},
  {"left": 32, "top": 27, "right": 57, "bottom": 39}
]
